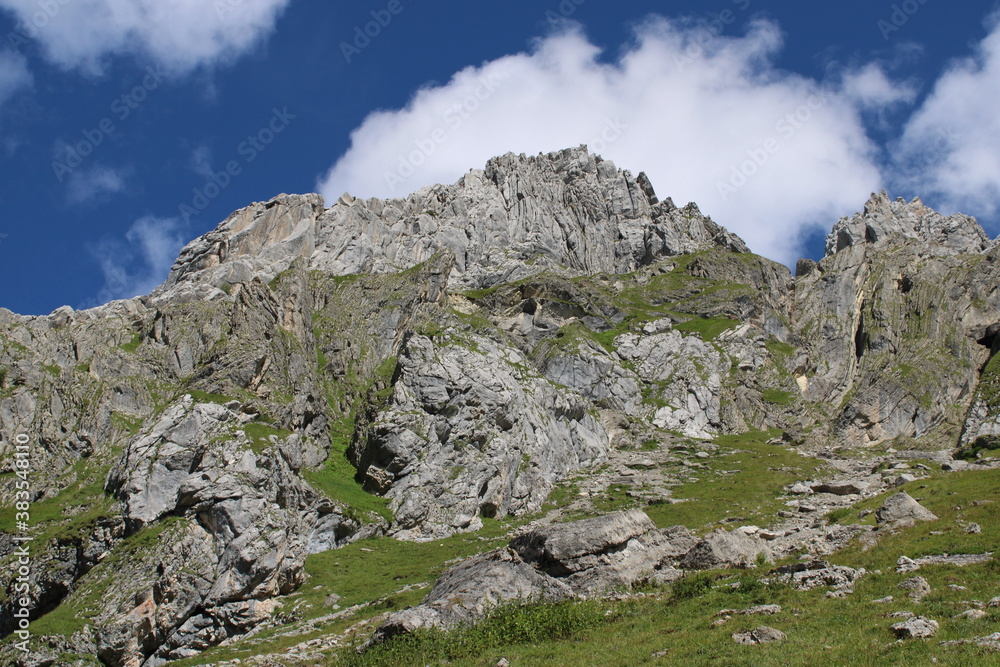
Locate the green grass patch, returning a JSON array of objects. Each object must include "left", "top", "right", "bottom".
[
  {"left": 0, "top": 459, "right": 114, "bottom": 546},
  {"left": 343, "top": 598, "right": 610, "bottom": 667},
  {"left": 766, "top": 340, "right": 797, "bottom": 357},
  {"left": 119, "top": 333, "right": 142, "bottom": 353},
  {"left": 303, "top": 458, "right": 393, "bottom": 524},
  {"left": 341, "top": 550, "right": 1000, "bottom": 666},
  {"left": 184, "top": 389, "right": 236, "bottom": 405},
  {"left": 110, "top": 412, "right": 144, "bottom": 437},
  {"left": 166, "top": 519, "right": 518, "bottom": 666},
  {"left": 243, "top": 422, "right": 293, "bottom": 454},
  {"left": 540, "top": 481, "right": 581, "bottom": 515},
  {"left": 644, "top": 430, "right": 823, "bottom": 532},
  {"left": 831, "top": 467, "right": 1000, "bottom": 571},
  {"left": 306, "top": 356, "right": 399, "bottom": 524},
  {"left": 25, "top": 517, "right": 189, "bottom": 638},
  {"left": 673, "top": 316, "right": 740, "bottom": 341},
  {"left": 762, "top": 388, "right": 795, "bottom": 405}
]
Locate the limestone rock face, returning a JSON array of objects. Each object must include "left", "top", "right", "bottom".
[
  {"left": 98, "top": 396, "right": 345, "bottom": 665},
  {"left": 351, "top": 330, "right": 610, "bottom": 539},
  {"left": 616, "top": 331, "right": 723, "bottom": 439},
  {"left": 825, "top": 191, "right": 991, "bottom": 257},
  {"left": 156, "top": 147, "right": 747, "bottom": 304},
  {"left": 541, "top": 342, "right": 643, "bottom": 414},
  {"left": 794, "top": 191, "right": 1000, "bottom": 447}
]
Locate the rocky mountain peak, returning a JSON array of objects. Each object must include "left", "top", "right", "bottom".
[
  {"left": 824, "top": 190, "right": 993, "bottom": 257},
  {"left": 153, "top": 146, "right": 748, "bottom": 304}
]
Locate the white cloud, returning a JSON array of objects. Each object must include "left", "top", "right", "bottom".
[
  {"left": 318, "top": 19, "right": 890, "bottom": 264},
  {"left": 66, "top": 165, "right": 127, "bottom": 204},
  {"left": 895, "top": 15, "right": 1000, "bottom": 219},
  {"left": 841, "top": 63, "right": 916, "bottom": 109},
  {"left": 189, "top": 145, "right": 214, "bottom": 179},
  {"left": 88, "top": 216, "right": 187, "bottom": 305},
  {"left": 0, "top": 49, "right": 30, "bottom": 105},
  {"left": 0, "top": 0, "right": 290, "bottom": 74}
]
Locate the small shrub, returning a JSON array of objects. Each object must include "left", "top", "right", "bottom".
[
  {"left": 957, "top": 435, "right": 1000, "bottom": 461},
  {"left": 670, "top": 573, "right": 716, "bottom": 602},
  {"left": 729, "top": 573, "right": 768, "bottom": 602},
  {"left": 826, "top": 507, "right": 852, "bottom": 524}
]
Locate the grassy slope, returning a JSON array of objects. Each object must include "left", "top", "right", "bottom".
[{"left": 337, "top": 469, "right": 1000, "bottom": 667}]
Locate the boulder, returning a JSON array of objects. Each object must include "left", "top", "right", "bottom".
[
  {"left": 372, "top": 547, "right": 570, "bottom": 642},
  {"left": 680, "top": 529, "right": 770, "bottom": 570},
  {"left": 732, "top": 626, "right": 786, "bottom": 645},
  {"left": 898, "top": 576, "right": 931, "bottom": 602},
  {"left": 875, "top": 492, "right": 938, "bottom": 526},
  {"left": 509, "top": 510, "right": 692, "bottom": 591},
  {"left": 374, "top": 511, "right": 694, "bottom": 642},
  {"left": 810, "top": 480, "right": 870, "bottom": 496},
  {"left": 890, "top": 616, "right": 938, "bottom": 639}
]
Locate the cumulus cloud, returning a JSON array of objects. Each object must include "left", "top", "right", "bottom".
[
  {"left": 0, "top": 0, "right": 290, "bottom": 74},
  {"left": 894, "top": 15, "right": 1000, "bottom": 219},
  {"left": 66, "top": 165, "right": 127, "bottom": 204},
  {"left": 0, "top": 49, "right": 30, "bottom": 105},
  {"left": 318, "top": 19, "right": 890, "bottom": 264},
  {"left": 87, "top": 216, "right": 187, "bottom": 306}
]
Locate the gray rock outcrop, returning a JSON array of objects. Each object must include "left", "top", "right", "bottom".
[
  {"left": 875, "top": 492, "right": 938, "bottom": 526},
  {"left": 890, "top": 616, "right": 939, "bottom": 639},
  {"left": 680, "top": 528, "right": 771, "bottom": 570},
  {"left": 157, "top": 147, "right": 748, "bottom": 303},
  {"left": 373, "top": 510, "right": 695, "bottom": 642},
  {"left": 351, "top": 330, "right": 610, "bottom": 539},
  {"left": 732, "top": 626, "right": 786, "bottom": 645}
]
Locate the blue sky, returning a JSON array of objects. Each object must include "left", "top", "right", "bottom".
[{"left": 0, "top": 0, "right": 998, "bottom": 315}]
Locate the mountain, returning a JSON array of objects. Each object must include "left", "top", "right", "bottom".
[{"left": 1, "top": 146, "right": 999, "bottom": 666}]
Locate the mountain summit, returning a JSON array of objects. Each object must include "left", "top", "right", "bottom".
[{"left": 156, "top": 146, "right": 747, "bottom": 304}]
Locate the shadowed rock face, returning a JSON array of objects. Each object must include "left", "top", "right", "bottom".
[
  {"left": 793, "top": 191, "right": 1000, "bottom": 447},
  {"left": 2, "top": 147, "right": 1000, "bottom": 666}
]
